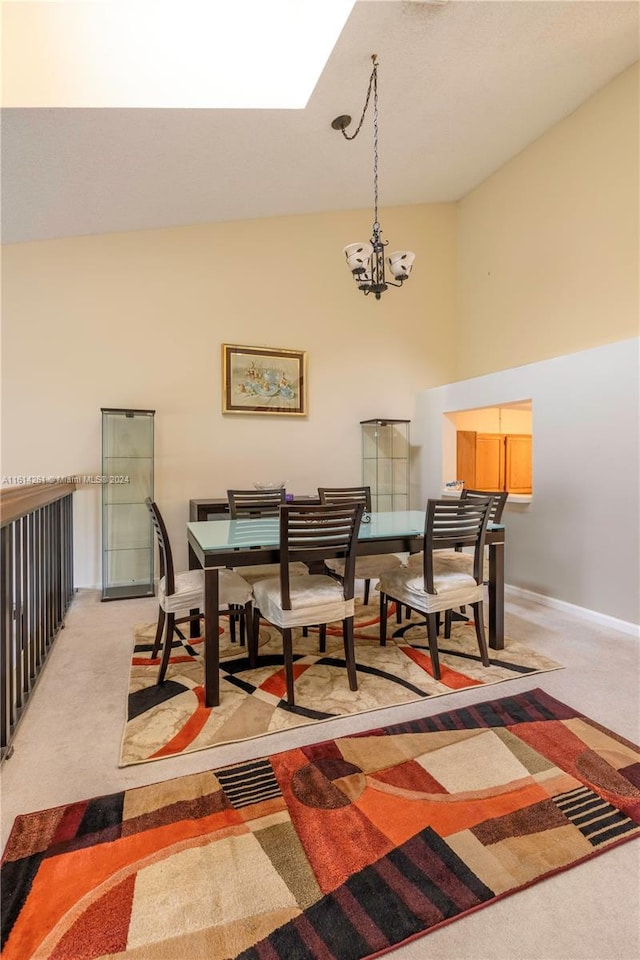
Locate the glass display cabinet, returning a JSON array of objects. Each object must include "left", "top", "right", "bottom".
[
  {"left": 361, "top": 419, "right": 410, "bottom": 512},
  {"left": 101, "top": 407, "right": 155, "bottom": 600}
]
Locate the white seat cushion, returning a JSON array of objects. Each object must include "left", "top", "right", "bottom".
[
  {"left": 159, "top": 567, "right": 252, "bottom": 614},
  {"left": 408, "top": 549, "right": 488, "bottom": 580},
  {"left": 379, "top": 565, "right": 483, "bottom": 615},
  {"left": 232, "top": 562, "right": 309, "bottom": 586},
  {"left": 326, "top": 554, "right": 402, "bottom": 580},
  {"left": 252, "top": 574, "right": 354, "bottom": 629}
]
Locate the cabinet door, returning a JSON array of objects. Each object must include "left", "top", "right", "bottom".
[
  {"left": 475, "top": 434, "right": 505, "bottom": 490},
  {"left": 505, "top": 435, "right": 532, "bottom": 494},
  {"left": 456, "top": 431, "right": 476, "bottom": 488}
]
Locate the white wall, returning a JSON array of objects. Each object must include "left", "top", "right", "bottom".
[{"left": 414, "top": 338, "right": 640, "bottom": 627}]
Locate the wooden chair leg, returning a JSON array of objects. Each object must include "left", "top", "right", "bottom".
[
  {"left": 396, "top": 602, "right": 403, "bottom": 623},
  {"left": 249, "top": 607, "right": 260, "bottom": 668},
  {"left": 239, "top": 605, "right": 246, "bottom": 646},
  {"left": 342, "top": 617, "right": 358, "bottom": 691},
  {"left": 363, "top": 579, "right": 371, "bottom": 605},
  {"left": 318, "top": 623, "right": 327, "bottom": 653},
  {"left": 471, "top": 601, "right": 490, "bottom": 666},
  {"left": 252, "top": 608, "right": 261, "bottom": 652},
  {"left": 242, "top": 601, "right": 253, "bottom": 661},
  {"left": 152, "top": 607, "right": 165, "bottom": 658},
  {"left": 302, "top": 627, "right": 309, "bottom": 637},
  {"left": 282, "top": 628, "right": 295, "bottom": 705},
  {"left": 380, "top": 591, "right": 388, "bottom": 646},
  {"left": 189, "top": 607, "right": 200, "bottom": 640},
  {"left": 229, "top": 605, "right": 238, "bottom": 643},
  {"left": 425, "top": 613, "right": 441, "bottom": 680},
  {"left": 158, "top": 612, "right": 176, "bottom": 684},
  {"left": 444, "top": 609, "right": 452, "bottom": 639}
]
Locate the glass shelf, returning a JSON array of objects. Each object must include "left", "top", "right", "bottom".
[
  {"left": 361, "top": 419, "right": 410, "bottom": 512},
  {"left": 101, "top": 408, "right": 155, "bottom": 600}
]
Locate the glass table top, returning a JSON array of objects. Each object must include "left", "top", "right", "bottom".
[
  {"left": 188, "top": 510, "right": 427, "bottom": 551},
  {"left": 188, "top": 510, "right": 504, "bottom": 552}
]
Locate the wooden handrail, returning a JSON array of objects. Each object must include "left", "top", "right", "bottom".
[{"left": 0, "top": 481, "right": 77, "bottom": 526}]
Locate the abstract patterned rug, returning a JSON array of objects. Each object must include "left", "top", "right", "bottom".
[
  {"left": 121, "top": 603, "right": 563, "bottom": 766},
  {"left": 3, "top": 688, "right": 639, "bottom": 960}
]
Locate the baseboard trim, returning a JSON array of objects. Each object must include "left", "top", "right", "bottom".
[{"left": 505, "top": 584, "right": 640, "bottom": 638}]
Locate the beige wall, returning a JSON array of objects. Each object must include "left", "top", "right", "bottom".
[
  {"left": 456, "top": 62, "right": 639, "bottom": 380},
  {"left": 1, "top": 204, "right": 456, "bottom": 583}
]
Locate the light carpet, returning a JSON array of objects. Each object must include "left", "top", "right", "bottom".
[
  {"left": 3, "top": 688, "right": 639, "bottom": 960},
  {"left": 120, "top": 602, "right": 562, "bottom": 766}
]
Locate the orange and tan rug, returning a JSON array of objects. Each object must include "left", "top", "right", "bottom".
[
  {"left": 120, "top": 602, "right": 562, "bottom": 766},
  {"left": 4, "top": 688, "right": 639, "bottom": 960}
]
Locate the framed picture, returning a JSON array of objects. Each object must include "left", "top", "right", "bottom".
[{"left": 222, "top": 344, "right": 307, "bottom": 416}]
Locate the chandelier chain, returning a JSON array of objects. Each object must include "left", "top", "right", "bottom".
[
  {"left": 372, "top": 63, "right": 379, "bottom": 231},
  {"left": 338, "top": 55, "right": 377, "bottom": 143}
]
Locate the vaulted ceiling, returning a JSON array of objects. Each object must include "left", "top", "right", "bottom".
[{"left": 2, "top": 0, "right": 638, "bottom": 243}]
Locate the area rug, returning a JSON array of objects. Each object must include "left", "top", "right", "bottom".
[
  {"left": 121, "top": 602, "right": 563, "bottom": 766},
  {"left": 4, "top": 688, "right": 639, "bottom": 960}
]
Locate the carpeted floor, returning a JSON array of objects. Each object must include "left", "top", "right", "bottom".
[
  {"left": 4, "top": 687, "right": 639, "bottom": 960},
  {"left": 121, "top": 602, "right": 563, "bottom": 766}
]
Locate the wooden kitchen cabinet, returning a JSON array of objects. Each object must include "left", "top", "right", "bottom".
[{"left": 456, "top": 431, "right": 532, "bottom": 494}]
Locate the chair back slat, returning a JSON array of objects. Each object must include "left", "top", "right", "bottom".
[
  {"left": 279, "top": 503, "right": 364, "bottom": 608},
  {"left": 423, "top": 497, "right": 493, "bottom": 593},
  {"left": 461, "top": 488, "right": 508, "bottom": 523},
  {"left": 227, "top": 489, "right": 285, "bottom": 518},
  {"left": 318, "top": 486, "right": 372, "bottom": 511},
  {"left": 145, "top": 498, "right": 174, "bottom": 595}
]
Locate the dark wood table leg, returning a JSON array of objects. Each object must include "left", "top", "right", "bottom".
[
  {"left": 488, "top": 542, "right": 505, "bottom": 650},
  {"left": 204, "top": 567, "right": 220, "bottom": 707},
  {"left": 188, "top": 543, "right": 201, "bottom": 639}
]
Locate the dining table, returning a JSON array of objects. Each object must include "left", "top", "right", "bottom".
[{"left": 187, "top": 510, "right": 506, "bottom": 707}]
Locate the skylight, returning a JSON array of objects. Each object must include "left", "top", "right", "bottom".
[{"left": 2, "top": 0, "right": 355, "bottom": 108}]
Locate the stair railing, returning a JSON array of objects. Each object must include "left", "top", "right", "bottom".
[{"left": 0, "top": 480, "right": 76, "bottom": 760}]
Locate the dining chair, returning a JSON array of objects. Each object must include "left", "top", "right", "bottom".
[
  {"left": 317, "top": 486, "right": 402, "bottom": 604},
  {"left": 407, "top": 488, "right": 507, "bottom": 583},
  {"left": 250, "top": 501, "right": 365, "bottom": 706},
  {"left": 146, "top": 499, "right": 253, "bottom": 685},
  {"left": 227, "top": 489, "right": 310, "bottom": 585},
  {"left": 378, "top": 496, "right": 494, "bottom": 679}
]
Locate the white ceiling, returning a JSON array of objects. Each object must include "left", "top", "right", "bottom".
[{"left": 2, "top": 0, "right": 638, "bottom": 244}]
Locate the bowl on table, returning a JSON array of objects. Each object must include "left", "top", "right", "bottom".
[{"left": 252, "top": 481, "right": 287, "bottom": 491}]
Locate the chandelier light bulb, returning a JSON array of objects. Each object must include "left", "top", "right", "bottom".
[
  {"left": 344, "top": 242, "right": 373, "bottom": 275},
  {"left": 388, "top": 250, "right": 415, "bottom": 280}
]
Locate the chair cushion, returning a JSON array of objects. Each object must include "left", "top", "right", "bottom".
[
  {"left": 252, "top": 575, "right": 354, "bottom": 629},
  {"left": 379, "top": 566, "right": 483, "bottom": 615},
  {"left": 408, "top": 549, "right": 488, "bottom": 580},
  {"left": 326, "top": 554, "right": 402, "bottom": 580},
  {"left": 159, "top": 568, "right": 252, "bottom": 613},
  {"left": 232, "top": 562, "right": 309, "bottom": 586}
]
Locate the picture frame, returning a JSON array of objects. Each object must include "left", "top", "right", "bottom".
[{"left": 222, "top": 344, "right": 307, "bottom": 416}]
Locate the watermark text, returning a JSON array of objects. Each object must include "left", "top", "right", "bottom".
[{"left": 1, "top": 475, "right": 130, "bottom": 485}]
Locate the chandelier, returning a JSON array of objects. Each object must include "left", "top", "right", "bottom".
[{"left": 332, "top": 55, "right": 415, "bottom": 300}]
